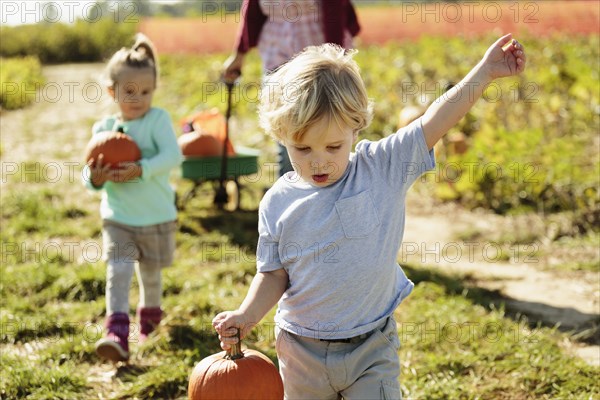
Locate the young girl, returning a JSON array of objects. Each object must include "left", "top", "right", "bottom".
[
  {"left": 213, "top": 34, "right": 526, "bottom": 397},
  {"left": 85, "top": 33, "right": 183, "bottom": 363}
]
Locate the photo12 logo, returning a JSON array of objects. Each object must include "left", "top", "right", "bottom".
[
  {"left": 1, "top": 1, "right": 139, "bottom": 25},
  {"left": 1, "top": 81, "right": 104, "bottom": 105},
  {"left": 398, "top": 1, "right": 540, "bottom": 24}
]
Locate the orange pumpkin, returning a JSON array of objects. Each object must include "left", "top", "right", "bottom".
[
  {"left": 178, "top": 131, "right": 223, "bottom": 157},
  {"left": 85, "top": 131, "right": 141, "bottom": 167},
  {"left": 179, "top": 108, "right": 235, "bottom": 157},
  {"left": 188, "top": 341, "right": 284, "bottom": 400}
]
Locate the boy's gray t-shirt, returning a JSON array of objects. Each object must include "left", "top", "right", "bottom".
[{"left": 257, "top": 118, "right": 435, "bottom": 340}]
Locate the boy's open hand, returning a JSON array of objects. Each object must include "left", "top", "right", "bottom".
[
  {"left": 421, "top": 34, "right": 526, "bottom": 149},
  {"left": 481, "top": 33, "right": 526, "bottom": 80}
]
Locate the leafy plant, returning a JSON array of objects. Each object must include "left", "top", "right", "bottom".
[
  {"left": 0, "top": 19, "right": 137, "bottom": 63},
  {"left": 0, "top": 56, "right": 45, "bottom": 110}
]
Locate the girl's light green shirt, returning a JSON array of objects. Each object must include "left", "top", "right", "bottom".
[{"left": 84, "top": 107, "right": 183, "bottom": 226}]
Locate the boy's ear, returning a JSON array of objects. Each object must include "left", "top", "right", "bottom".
[
  {"left": 352, "top": 131, "right": 359, "bottom": 143},
  {"left": 107, "top": 86, "right": 116, "bottom": 100}
]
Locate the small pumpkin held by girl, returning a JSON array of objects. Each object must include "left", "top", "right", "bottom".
[{"left": 83, "top": 33, "right": 183, "bottom": 363}]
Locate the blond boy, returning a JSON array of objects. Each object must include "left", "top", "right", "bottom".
[{"left": 214, "top": 34, "right": 526, "bottom": 398}]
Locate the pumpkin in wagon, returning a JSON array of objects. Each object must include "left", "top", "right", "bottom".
[
  {"left": 178, "top": 108, "right": 235, "bottom": 157},
  {"left": 85, "top": 131, "right": 141, "bottom": 167},
  {"left": 188, "top": 337, "right": 283, "bottom": 400},
  {"left": 178, "top": 130, "right": 223, "bottom": 157}
]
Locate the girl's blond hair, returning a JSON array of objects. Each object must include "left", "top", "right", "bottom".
[
  {"left": 104, "top": 33, "right": 159, "bottom": 88},
  {"left": 259, "top": 44, "right": 373, "bottom": 143}
]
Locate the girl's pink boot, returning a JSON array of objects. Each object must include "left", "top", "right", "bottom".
[
  {"left": 137, "top": 307, "right": 162, "bottom": 343},
  {"left": 95, "top": 312, "right": 130, "bottom": 362}
]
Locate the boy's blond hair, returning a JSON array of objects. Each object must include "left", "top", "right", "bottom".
[{"left": 259, "top": 44, "right": 373, "bottom": 143}]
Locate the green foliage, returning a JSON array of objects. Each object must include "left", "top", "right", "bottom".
[
  {"left": 1, "top": 188, "right": 94, "bottom": 239},
  {"left": 441, "top": 126, "right": 598, "bottom": 218},
  {"left": 366, "top": 34, "right": 599, "bottom": 220},
  {"left": 0, "top": 56, "right": 45, "bottom": 110},
  {"left": 157, "top": 34, "right": 599, "bottom": 220},
  {"left": 52, "top": 263, "right": 106, "bottom": 302},
  {"left": 0, "top": 19, "right": 137, "bottom": 63},
  {"left": 424, "top": 34, "right": 599, "bottom": 220},
  {"left": 0, "top": 262, "right": 59, "bottom": 301},
  {"left": 0, "top": 18, "right": 137, "bottom": 110},
  {"left": 117, "top": 359, "right": 190, "bottom": 399},
  {"left": 0, "top": 355, "right": 88, "bottom": 399}
]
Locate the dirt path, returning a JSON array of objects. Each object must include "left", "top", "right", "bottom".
[
  {"left": 2, "top": 64, "right": 598, "bottom": 370},
  {"left": 1, "top": 64, "right": 111, "bottom": 164},
  {"left": 403, "top": 195, "right": 600, "bottom": 366}
]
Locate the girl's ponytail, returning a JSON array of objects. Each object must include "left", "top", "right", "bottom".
[
  {"left": 104, "top": 33, "right": 159, "bottom": 88},
  {"left": 132, "top": 33, "right": 157, "bottom": 68},
  {"left": 131, "top": 33, "right": 159, "bottom": 85}
]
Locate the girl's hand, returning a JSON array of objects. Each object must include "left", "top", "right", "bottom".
[
  {"left": 108, "top": 162, "right": 141, "bottom": 183},
  {"left": 480, "top": 34, "right": 526, "bottom": 80},
  {"left": 212, "top": 310, "right": 255, "bottom": 351},
  {"left": 88, "top": 154, "right": 111, "bottom": 187}
]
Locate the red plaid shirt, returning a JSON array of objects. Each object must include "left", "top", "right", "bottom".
[{"left": 236, "top": 0, "right": 360, "bottom": 71}]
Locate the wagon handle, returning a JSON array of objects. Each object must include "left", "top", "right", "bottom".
[
  {"left": 214, "top": 77, "right": 237, "bottom": 208},
  {"left": 222, "top": 69, "right": 241, "bottom": 85}
]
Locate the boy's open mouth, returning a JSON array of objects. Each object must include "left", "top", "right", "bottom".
[{"left": 312, "top": 174, "right": 329, "bottom": 183}]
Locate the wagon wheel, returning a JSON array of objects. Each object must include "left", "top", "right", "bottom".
[
  {"left": 215, "top": 180, "right": 240, "bottom": 212},
  {"left": 224, "top": 180, "right": 240, "bottom": 211}
]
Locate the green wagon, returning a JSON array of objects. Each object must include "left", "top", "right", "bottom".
[{"left": 179, "top": 146, "right": 260, "bottom": 211}]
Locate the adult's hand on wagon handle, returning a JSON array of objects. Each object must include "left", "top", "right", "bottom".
[
  {"left": 221, "top": 72, "right": 241, "bottom": 88},
  {"left": 212, "top": 310, "right": 256, "bottom": 351},
  {"left": 222, "top": 52, "right": 243, "bottom": 84}
]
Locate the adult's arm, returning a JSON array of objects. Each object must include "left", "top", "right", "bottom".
[
  {"left": 322, "top": 0, "right": 361, "bottom": 46},
  {"left": 235, "top": 0, "right": 268, "bottom": 54}
]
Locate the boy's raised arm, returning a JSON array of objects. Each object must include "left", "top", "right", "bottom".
[{"left": 421, "top": 34, "right": 526, "bottom": 150}]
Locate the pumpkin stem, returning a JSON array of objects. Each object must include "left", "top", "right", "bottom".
[{"left": 225, "top": 329, "right": 244, "bottom": 360}]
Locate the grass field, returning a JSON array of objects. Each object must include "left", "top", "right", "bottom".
[{"left": 1, "top": 180, "right": 598, "bottom": 398}]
